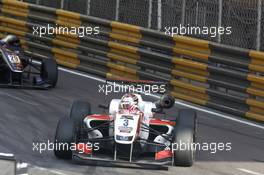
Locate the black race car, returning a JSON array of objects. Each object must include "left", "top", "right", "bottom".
[{"left": 0, "top": 35, "right": 58, "bottom": 89}]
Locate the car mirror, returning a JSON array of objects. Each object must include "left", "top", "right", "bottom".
[
  {"left": 98, "top": 104, "right": 109, "bottom": 109},
  {"left": 159, "top": 94, "right": 175, "bottom": 109},
  {"left": 151, "top": 108, "right": 165, "bottom": 114}
]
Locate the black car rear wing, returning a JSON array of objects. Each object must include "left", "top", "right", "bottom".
[
  {"left": 105, "top": 78, "right": 169, "bottom": 95},
  {"left": 106, "top": 78, "right": 168, "bottom": 85}
]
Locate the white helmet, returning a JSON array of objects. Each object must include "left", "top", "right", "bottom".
[{"left": 119, "top": 93, "right": 139, "bottom": 110}]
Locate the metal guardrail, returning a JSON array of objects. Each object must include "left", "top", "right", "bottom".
[{"left": 0, "top": 0, "right": 264, "bottom": 122}]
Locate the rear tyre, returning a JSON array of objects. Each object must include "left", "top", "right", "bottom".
[
  {"left": 41, "top": 59, "right": 58, "bottom": 87},
  {"left": 54, "top": 118, "right": 75, "bottom": 159},
  {"left": 173, "top": 126, "right": 195, "bottom": 167},
  {"left": 70, "top": 100, "right": 91, "bottom": 127}
]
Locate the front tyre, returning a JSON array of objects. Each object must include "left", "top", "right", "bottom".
[
  {"left": 54, "top": 118, "right": 75, "bottom": 159},
  {"left": 41, "top": 59, "right": 58, "bottom": 87},
  {"left": 177, "top": 109, "right": 197, "bottom": 130},
  {"left": 70, "top": 100, "right": 91, "bottom": 128},
  {"left": 173, "top": 126, "right": 195, "bottom": 167}
]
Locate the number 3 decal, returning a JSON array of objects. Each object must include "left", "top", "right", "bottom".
[{"left": 123, "top": 119, "right": 129, "bottom": 127}]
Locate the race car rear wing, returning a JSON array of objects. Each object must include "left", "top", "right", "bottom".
[
  {"left": 106, "top": 77, "right": 168, "bottom": 85},
  {"left": 105, "top": 78, "right": 169, "bottom": 95},
  {"left": 0, "top": 83, "right": 49, "bottom": 90}
]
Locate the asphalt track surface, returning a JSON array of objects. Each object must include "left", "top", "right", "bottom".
[{"left": 0, "top": 69, "right": 263, "bottom": 175}]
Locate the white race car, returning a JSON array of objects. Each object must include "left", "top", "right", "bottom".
[{"left": 54, "top": 92, "right": 197, "bottom": 168}]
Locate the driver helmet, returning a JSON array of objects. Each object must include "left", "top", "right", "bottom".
[
  {"left": 119, "top": 93, "right": 139, "bottom": 110},
  {"left": 1, "top": 35, "right": 21, "bottom": 47}
]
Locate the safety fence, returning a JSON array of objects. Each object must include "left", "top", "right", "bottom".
[
  {"left": 0, "top": 0, "right": 264, "bottom": 122},
  {"left": 22, "top": 0, "right": 264, "bottom": 51}
]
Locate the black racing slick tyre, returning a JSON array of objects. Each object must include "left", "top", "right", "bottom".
[
  {"left": 173, "top": 126, "right": 195, "bottom": 167},
  {"left": 54, "top": 118, "right": 75, "bottom": 159},
  {"left": 70, "top": 100, "right": 91, "bottom": 127},
  {"left": 177, "top": 109, "right": 197, "bottom": 136},
  {"left": 41, "top": 59, "right": 58, "bottom": 87},
  {"left": 177, "top": 109, "right": 197, "bottom": 128}
]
